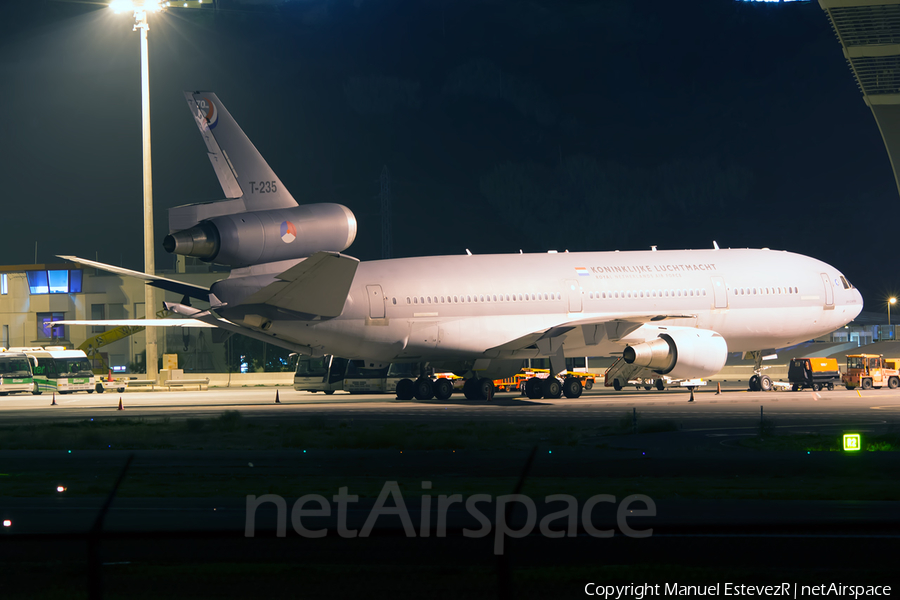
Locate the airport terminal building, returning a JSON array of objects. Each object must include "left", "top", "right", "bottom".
[{"left": 0, "top": 261, "right": 225, "bottom": 374}]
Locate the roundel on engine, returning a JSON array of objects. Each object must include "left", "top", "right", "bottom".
[{"left": 280, "top": 221, "right": 297, "bottom": 243}]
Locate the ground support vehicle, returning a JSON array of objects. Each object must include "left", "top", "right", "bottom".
[
  {"left": 94, "top": 372, "right": 129, "bottom": 394},
  {"left": 9, "top": 347, "right": 95, "bottom": 394},
  {"left": 604, "top": 358, "right": 668, "bottom": 391},
  {"left": 0, "top": 352, "right": 36, "bottom": 395},
  {"left": 842, "top": 354, "right": 900, "bottom": 390},
  {"left": 788, "top": 357, "right": 840, "bottom": 392}
]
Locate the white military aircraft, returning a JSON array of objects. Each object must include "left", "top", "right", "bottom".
[{"left": 60, "top": 92, "right": 863, "bottom": 401}]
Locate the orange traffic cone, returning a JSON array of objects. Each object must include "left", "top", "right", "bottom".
[
  {"left": 716, "top": 382, "right": 721, "bottom": 395},
  {"left": 51, "top": 394, "right": 57, "bottom": 406},
  {"left": 274, "top": 390, "right": 281, "bottom": 404},
  {"left": 108, "top": 369, "right": 113, "bottom": 383},
  {"left": 117, "top": 397, "right": 124, "bottom": 411}
]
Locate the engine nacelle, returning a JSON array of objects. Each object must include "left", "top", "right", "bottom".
[
  {"left": 163, "top": 203, "right": 357, "bottom": 267},
  {"left": 623, "top": 328, "right": 727, "bottom": 380}
]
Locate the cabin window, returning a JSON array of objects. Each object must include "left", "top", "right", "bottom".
[
  {"left": 407, "top": 297, "right": 411, "bottom": 304},
  {"left": 392, "top": 298, "right": 397, "bottom": 305}
]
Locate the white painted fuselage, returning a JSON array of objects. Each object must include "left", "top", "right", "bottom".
[{"left": 261, "top": 248, "right": 862, "bottom": 364}]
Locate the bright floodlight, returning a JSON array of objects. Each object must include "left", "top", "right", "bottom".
[
  {"left": 891, "top": 298, "right": 897, "bottom": 305},
  {"left": 109, "top": 0, "right": 134, "bottom": 13},
  {"left": 110, "top": 0, "right": 163, "bottom": 12}
]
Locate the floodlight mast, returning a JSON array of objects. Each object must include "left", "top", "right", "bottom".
[{"left": 111, "top": 0, "right": 165, "bottom": 381}]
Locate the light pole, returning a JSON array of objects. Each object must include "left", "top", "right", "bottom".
[
  {"left": 890, "top": 297, "right": 897, "bottom": 330},
  {"left": 111, "top": 0, "right": 162, "bottom": 380}
]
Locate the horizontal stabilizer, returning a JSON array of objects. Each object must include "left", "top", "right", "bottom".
[
  {"left": 57, "top": 255, "right": 210, "bottom": 302},
  {"left": 239, "top": 251, "right": 359, "bottom": 317},
  {"left": 53, "top": 319, "right": 215, "bottom": 328}
]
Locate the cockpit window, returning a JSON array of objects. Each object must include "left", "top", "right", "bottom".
[{"left": 839, "top": 276, "right": 853, "bottom": 290}]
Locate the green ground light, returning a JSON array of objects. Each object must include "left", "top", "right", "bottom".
[{"left": 843, "top": 433, "right": 861, "bottom": 452}]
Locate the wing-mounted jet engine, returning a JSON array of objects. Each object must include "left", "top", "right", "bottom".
[
  {"left": 623, "top": 328, "right": 727, "bottom": 380},
  {"left": 167, "top": 92, "right": 357, "bottom": 268}
]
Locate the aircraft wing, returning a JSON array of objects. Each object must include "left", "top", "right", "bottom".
[
  {"left": 486, "top": 313, "right": 698, "bottom": 355},
  {"left": 58, "top": 255, "right": 210, "bottom": 301},
  {"left": 238, "top": 251, "right": 359, "bottom": 318}
]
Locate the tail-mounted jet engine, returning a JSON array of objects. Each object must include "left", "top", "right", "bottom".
[
  {"left": 622, "top": 329, "right": 727, "bottom": 380},
  {"left": 163, "top": 203, "right": 357, "bottom": 268}
]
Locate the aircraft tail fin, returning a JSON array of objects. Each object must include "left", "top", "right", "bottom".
[{"left": 184, "top": 91, "right": 297, "bottom": 210}]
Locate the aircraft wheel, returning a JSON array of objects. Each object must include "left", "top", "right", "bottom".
[
  {"left": 612, "top": 378, "right": 622, "bottom": 391},
  {"left": 655, "top": 379, "right": 665, "bottom": 391},
  {"left": 396, "top": 378, "right": 415, "bottom": 400},
  {"left": 748, "top": 375, "right": 760, "bottom": 392},
  {"left": 562, "top": 377, "right": 582, "bottom": 398},
  {"left": 477, "top": 378, "right": 495, "bottom": 401},
  {"left": 862, "top": 378, "right": 873, "bottom": 390},
  {"left": 542, "top": 378, "right": 562, "bottom": 399},
  {"left": 413, "top": 378, "right": 434, "bottom": 400},
  {"left": 433, "top": 378, "right": 453, "bottom": 400},
  {"left": 525, "top": 377, "right": 543, "bottom": 400},
  {"left": 759, "top": 375, "right": 773, "bottom": 392},
  {"left": 463, "top": 378, "right": 479, "bottom": 401},
  {"left": 889, "top": 376, "right": 899, "bottom": 390}
]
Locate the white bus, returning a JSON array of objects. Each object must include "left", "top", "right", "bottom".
[
  {"left": 293, "top": 355, "right": 350, "bottom": 394},
  {"left": 293, "top": 355, "right": 393, "bottom": 394},
  {"left": 9, "top": 347, "right": 96, "bottom": 394},
  {"left": 342, "top": 360, "right": 389, "bottom": 394},
  {"left": 0, "top": 352, "right": 36, "bottom": 395}
]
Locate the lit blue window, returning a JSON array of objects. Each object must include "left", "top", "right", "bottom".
[
  {"left": 27, "top": 271, "right": 49, "bottom": 294},
  {"left": 69, "top": 270, "right": 82, "bottom": 293},
  {"left": 26, "top": 269, "right": 83, "bottom": 294},
  {"left": 48, "top": 270, "right": 68, "bottom": 294},
  {"left": 1, "top": 274, "right": 6, "bottom": 295}
]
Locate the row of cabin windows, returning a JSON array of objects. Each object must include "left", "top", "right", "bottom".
[
  {"left": 588, "top": 289, "right": 707, "bottom": 300},
  {"left": 731, "top": 286, "right": 798, "bottom": 296},
  {"left": 585, "top": 286, "right": 800, "bottom": 300},
  {"left": 394, "top": 292, "right": 563, "bottom": 305},
  {"left": 389, "top": 285, "right": 802, "bottom": 306}
]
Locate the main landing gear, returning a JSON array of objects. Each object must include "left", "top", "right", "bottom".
[
  {"left": 395, "top": 377, "right": 455, "bottom": 401},
  {"left": 522, "top": 376, "right": 583, "bottom": 399}
]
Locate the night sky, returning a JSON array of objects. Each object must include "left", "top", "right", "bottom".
[{"left": 0, "top": 0, "right": 895, "bottom": 312}]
